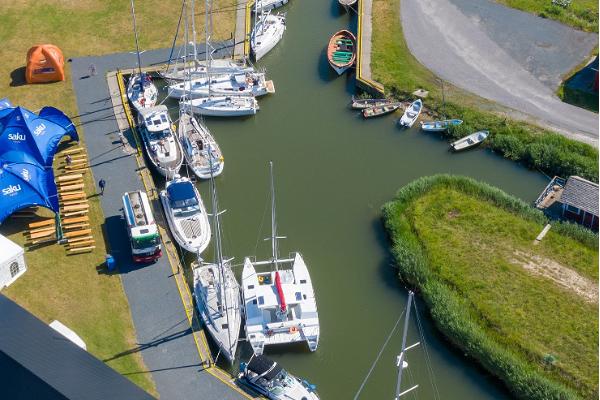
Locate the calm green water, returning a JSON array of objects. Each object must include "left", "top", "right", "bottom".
[{"left": 159, "top": 0, "right": 548, "bottom": 398}]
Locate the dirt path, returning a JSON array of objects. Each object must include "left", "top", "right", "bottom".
[
  {"left": 511, "top": 250, "right": 598, "bottom": 303},
  {"left": 400, "top": 0, "right": 599, "bottom": 147}
]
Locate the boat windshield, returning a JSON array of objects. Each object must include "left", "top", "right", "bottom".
[{"left": 168, "top": 181, "right": 199, "bottom": 211}]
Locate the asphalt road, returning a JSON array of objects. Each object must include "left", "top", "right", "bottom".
[
  {"left": 71, "top": 44, "right": 245, "bottom": 400},
  {"left": 401, "top": 0, "right": 599, "bottom": 146}
]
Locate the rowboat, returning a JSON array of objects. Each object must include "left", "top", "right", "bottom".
[
  {"left": 398, "top": 99, "right": 422, "bottom": 128},
  {"left": 362, "top": 103, "right": 401, "bottom": 118},
  {"left": 351, "top": 96, "right": 391, "bottom": 110},
  {"left": 450, "top": 130, "right": 489, "bottom": 151},
  {"left": 327, "top": 30, "right": 356, "bottom": 75},
  {"left": 420, "top": 119, "right": 463, "bottom": 132}
]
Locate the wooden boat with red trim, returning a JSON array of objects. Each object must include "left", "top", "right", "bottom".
[{"left": 327, "top": 30, "right": 356, "bottom": 75}]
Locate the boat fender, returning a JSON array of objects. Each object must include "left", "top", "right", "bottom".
[
  {"left": 258, "top": 275, "right": 264, "bottom": 283},
  {"left": 289, "top": 326, "right": 298, "bottom": 334},
  {"left": 267, "top": 329, "right": 274, "bottom": 336}
]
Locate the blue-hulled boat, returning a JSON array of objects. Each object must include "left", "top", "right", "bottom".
[{"left": 420, "top": 119, "right": 463, "bottom": 132}]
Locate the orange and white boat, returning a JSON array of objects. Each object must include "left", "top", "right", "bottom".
[{"left": 327, "top": 30, "right": 356, "bottom": 75}]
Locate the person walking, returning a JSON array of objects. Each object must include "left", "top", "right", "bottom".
[
  {"left": 98, "top": 178, "right": 106, "bottom": 195},
  {"left": 89, "top": 63, "right": 97, "bottom": 77},
  {"left": 65, "top": 154, "right": 72, "bottom": 166}
]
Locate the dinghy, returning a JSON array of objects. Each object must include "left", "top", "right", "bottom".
[
  {"left": 193, "top": 158, "right": 241, "bottom": 364},
  {"left": 238, "top": 355, "right": 320, "bottom": 400},
  {"left": 398, "top": 99, "right": 423, "bottom": 128},
  {"left": 351, "top": 96, "right": 391, "bottom": 110},
  {"left": 137, "top": 106, "right": 183, "bottom": 178},
  {"left": 450, "top": 130, "right": 489, "bottom": 151},
  {"left": 160, "top": 176, "right": 211, "bottom": 253},
  {"left": 327, "top": 30, "right": 356, "bottom": 75},
  {"left": 182, "top": 96, "right": 258, "bottom": 117},
  {"left": 363, "top": 103, "right": 401, "bottom": 118},
  {"left": 251, "top": 11, "right": 286, "bottom": 61},
  {"left": 253, "top": 0, "right": 289, "bottom": 13},
  {"left": 242, "top": 163, "right": 319, "bottom": 356},
  {"left": 178, "top": 111, "right": 224, "bottom": 179},
  {"left": 127, "top": 73, "right": 158, "bottom": 112},
  {"left": 420, "top": 119, "right": 462, "bottom": 132},
  {"left": 167, "top": 72, "right": 273, "bottom": 99}
]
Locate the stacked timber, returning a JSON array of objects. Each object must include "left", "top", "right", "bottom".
[
  {"left": 60, "top": 147, "right": 89, "bottom": 174},
  {"left": 56, "top": 172, "right": 96, "bottom": 253},
  {"left": 26, "top": 218, "right": 57, "bottom": 245}
]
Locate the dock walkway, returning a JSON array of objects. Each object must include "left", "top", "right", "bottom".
[
  {"left": 71, "top": 47, "right": 248, "bottom": 400},
  {"left": 356, "top": 0, "right": 385, "bottom": 95}
]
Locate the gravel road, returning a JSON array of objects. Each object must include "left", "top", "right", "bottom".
[{"left": 401, "top": 0, "right": 599, "bottom": 146}]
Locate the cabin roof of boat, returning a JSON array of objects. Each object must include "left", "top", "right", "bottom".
[
  {"left": 139, "top": 105, "right": 170, "bottom": 131},
  {"left": 167, "top": 181, "right": 196, "bottom": 202},
  {"left": 247, "top": 355, "right": 282, "bottom": 380}
]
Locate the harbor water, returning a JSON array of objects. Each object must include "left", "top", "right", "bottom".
[{"left": 158, "top": 0, "right": 548, "bottom": 398}]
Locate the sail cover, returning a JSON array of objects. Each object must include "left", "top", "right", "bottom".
[
  {"left": 247, "top": 355, "right": 283, "bottom": 381},
  {"left": 0, "top": 106, "right": 78, "bottom": 167},
  {"left": 0, "top": 161, "right": 59, "bottom": 223}
]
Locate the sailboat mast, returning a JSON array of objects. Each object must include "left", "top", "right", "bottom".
[
  {"left": 269, "top": 161, "right": 279, "bottom": 271},
  {"left": 191, "top": 0, "right": 198, "bottom": 68},
  {"left": 205, "top": 0, "right": 213, "bottom": 95},
  {"left": 181, "top": 0, "right": 190, "bottom": 107},
  {"left": 130, "top": 0, "right": 143, "bottom": 76},
  {"left": 395, "top": 291, "right": 414, "bottom": 399},
  {"left": 208, "top": 148, "right": 234, "bottom": 354}
]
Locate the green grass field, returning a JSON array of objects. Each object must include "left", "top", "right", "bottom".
[
  {"left": 498, "top": 0, "right": 598, "bottom": 32},
  {"left": 383, "top": 176, "right": 599, "bottom": 399},
  {"left": 0, "top": 1, "right": 236, "bottom": 396}
]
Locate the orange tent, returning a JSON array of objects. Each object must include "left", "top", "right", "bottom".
[{"left": 25, "top": 44, "right": 65, "bottom": 84}]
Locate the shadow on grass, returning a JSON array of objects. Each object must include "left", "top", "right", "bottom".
[{"left": 10, "top": 67, "right": 26, "bottom": 87}]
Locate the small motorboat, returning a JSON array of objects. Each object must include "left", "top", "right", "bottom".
[
  {"left": 327, "top": 30, "right": 356, "bottom": 75},
  {"left": 137, "top": 106, "right": 183, "bottom": 178},
  {"left": 450, "top": 130, "right": 489, "bottom": 151},
  {"left": 127, "top": 72, "right": 158, "bottom": 113},
  {"left": 159, "top": 176, "right": 211, "bottom": 253},
  {"left": 351, "top": 96, "right": 391, "bottom": 110},
  {"left": 251, "top": 11, "right": 286, "bottom": 61},
  {"left": 420, "top": 119, "right": 463, "bottom": 132},
  {"left": 363, "top": 103, "right": 401, "bottom": 118},
  {"left": 398, "top": 99, "right": 423, "bottom": 128},
  {"left": 253, "top": 0, "right": 289, "bottom": 13},
  {"left": 238, "top": 355, "right": 319, "bottom": 400}
]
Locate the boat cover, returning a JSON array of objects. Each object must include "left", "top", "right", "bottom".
[
  {"left": 247, "top": 355, "right": 283, "bottom": 380},
  {"left": 167, "top": 181, "right": 198, "bottom": 208}
]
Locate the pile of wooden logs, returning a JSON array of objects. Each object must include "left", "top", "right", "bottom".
[
  {"left": 60, "top": 147, "right": 88, "bottom": 174},
  {"left": 26, "top": 218, "right": 57, "bottom": 245},
  {"left": 57, "top": 171, "right": 95, "bottom": 254}
]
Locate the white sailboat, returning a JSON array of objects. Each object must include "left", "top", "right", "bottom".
[
  {"left": 168, "top": 71, "right": 273, "bottom": 99},
  {"left": 177, "top": 0, "right": 224, "bottom": 179},
  {"left": 163, "top": 59, "right": 254, "bottom": 82},
  {"left": 137, "top": 105, "right": 183, "bottom": 178},
  {"left": 251, "top": 7, "right": 286, "bottom": 61},
  {"left": 180, "top": 0, "right": 258, "bottom": 117},
  {"left": 193, "top": 154, "right": 242, "bottom": 364},
  {"left": 160, "top": 175, "right": 211, "bottom": 253},
  {"left": 126, "top": 0, "right": 158, "bottom": 113},
  {"left": 253, "top": 0, "right": 289, "bottom": 14},
  {"left": 242, "top": 162, "right": 320, "bottom": 355}
]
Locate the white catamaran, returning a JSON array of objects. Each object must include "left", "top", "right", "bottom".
[
  {"left": 160, "top": 175, "right": 211, "bottom": 253},
  {"left": 193, "top": 154, "right": 242, "bottom": 363},
  {"left": 242, "top": 162, "right": 320, "bottom": 355},
  {"left": 251, "top": 6, "right": 286, "bottom": 61},
  {"left": 137, "top": 105, "right": 183, "bottom": 178},
  {"left": 180, "top": 0, "right": 258, "bottom": 117},
  {"left": 126, "top": 0, "right": 158, "bottom": 113}
]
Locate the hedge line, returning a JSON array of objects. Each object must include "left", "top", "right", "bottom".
[{"left": 381, "top": 175, "right": 593, "bottom": 400}]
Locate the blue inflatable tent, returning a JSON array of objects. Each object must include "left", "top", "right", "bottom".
[
  {"left": 0, "top": 106, "right": 78, "bottom": 168},
  {"left": 0, "top": 161, "right": 59, "bottom": 223}
]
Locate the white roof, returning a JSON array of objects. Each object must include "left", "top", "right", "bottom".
[{"left": 0, "top": 234, "right": 23, "bottom": 264}]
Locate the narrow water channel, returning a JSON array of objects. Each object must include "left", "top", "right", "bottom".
[{"left": 158, "top": 0, "right": 549, "bottom": 398}]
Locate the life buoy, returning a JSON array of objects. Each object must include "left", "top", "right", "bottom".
[
  {"left": 258, "top": 276, "right": 264, "bottom": 283},
  {"left": 289, "top": 326, "right": 298, "bottom": 334}
]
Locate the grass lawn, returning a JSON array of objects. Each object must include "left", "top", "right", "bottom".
[
  {"left": 383, "top": 175, "right": 599, "bottom": 399},
  {"left": 370, "top": 0, "right": 599, "bottom": 183},
  {"left": 497, "top": 0, "right": 598, "bottom": 32},
  {"left": 0, "top": 0, "right": 236, "bottom": 396}
]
